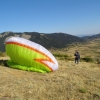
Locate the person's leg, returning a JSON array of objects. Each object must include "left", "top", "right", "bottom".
[
  {"left": 75, "top": 58, "right": 77, "bottom": 63},
  {"left": 77, "top": 58, "right": 80, "bottom": 64}
]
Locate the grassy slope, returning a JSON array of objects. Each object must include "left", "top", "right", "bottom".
[
  {"left": 0, "top": 38, "right": 100, "bottom": 100},
  {"left": 0, "top": 60, "right": 100, "bottom": 100},
  {"left": 51, "top": 38, "right": 100, "bottom": 61}
]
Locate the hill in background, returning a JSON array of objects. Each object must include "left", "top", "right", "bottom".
[
  {"left": 0, "top": 32, "right": 84, "bottom": 52},
  {"left": 82, "top": 33, "right": 100, "bottom": 40},
  {"left": 51, "top": 36, "right": 100, "bottom": 64},
  {"left": 0, "top": 32, "right": 100, "bottom": 52},
  {"left": 0, "top": 32, "right": 100, "bottom": 100}
]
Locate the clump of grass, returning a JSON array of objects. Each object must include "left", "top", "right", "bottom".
[{"left": 79, "top": 88, "right": 87, "bottom": 93}]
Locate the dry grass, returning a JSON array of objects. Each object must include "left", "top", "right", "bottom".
[
  {"left": 0, "top": 59, "right": 100, "bottom": 100},
  {"left": 50, "top": 38, "right": 100, "bottom": 61},
  {"left": 0, "top": 38, "right": 100, "bottom": 100}
]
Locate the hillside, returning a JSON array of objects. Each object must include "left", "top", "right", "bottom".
[
  {"left": 0, "top": 35, "right": 100, "bottom": 100},
  {"left": 0, "top": 32, "right": 84, "bottom": 52},
  {"left": 51, "top": 37, "right": 100, "bottom": 63},
  {"left": 82, "top": 33, "right": 100, "bottom": 40},
  {"left": 0, "top": 60, "right": 100, "bottom": 100}
]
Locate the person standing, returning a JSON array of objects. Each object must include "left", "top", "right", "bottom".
[{"left": 74, "top": 50, "right": 80, "bottom": 64}]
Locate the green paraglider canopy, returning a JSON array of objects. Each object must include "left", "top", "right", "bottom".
[{"left": 6, "top": 37, "right": 58, "bottom": 73}]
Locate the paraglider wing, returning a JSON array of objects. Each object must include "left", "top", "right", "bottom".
[{"left": 6, "top": 37, "right": 58, "bottom": 73}]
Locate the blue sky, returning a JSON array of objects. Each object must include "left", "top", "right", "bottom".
[{"left": 0, "top": 0, "right": 100, "bottom": 36}]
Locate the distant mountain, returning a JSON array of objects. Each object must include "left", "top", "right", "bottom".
[
  {"left": 82, "top": 33, "right": 100, "bottom": 40},
  {"left": 0, "top": 32, "right": 84, "bottom": 52}
]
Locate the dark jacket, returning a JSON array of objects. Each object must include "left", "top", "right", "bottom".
[{"left": 74, "top": 52, "right": 80, "bottom": 59}]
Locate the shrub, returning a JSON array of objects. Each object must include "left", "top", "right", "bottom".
[
  {"left": 53, "top": 53, "right": 73, "bottom": 61},
  {"left": 0, "top": 52, "right": 3, "bottom": 56},
  {"left": 0, "top": 52, "right": 6, "bottom": 57},
  {"left": 53, "top": 54, "right": 68, "bottom": 57},
  {"left": 0, "top": 60, "right": 8, "bottom": 66},
  {"left": 81, "top": 57, "right": 93, "bottom": 62},
  {"left": 96, "top": 58, "right": 100, "bottom": 64}
]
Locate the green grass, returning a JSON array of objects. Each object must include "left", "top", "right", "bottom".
[{"left": 79, "top": 88, "right": 87, "bottom": 93}]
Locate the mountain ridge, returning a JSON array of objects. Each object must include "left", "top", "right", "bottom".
[
  {"left": 0, "top": 32, "right": 100, "bottom": 52},
  {"left": 82, "top": 33, "right": 100, "bottom": 40},
  {"left": 0, "top": 32, "right": 84, "bottom": 52}
]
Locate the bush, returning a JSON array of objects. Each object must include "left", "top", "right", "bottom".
[
  {"left": 53, "top": 53, "right": 73, "bottom": 61},
  {"left": 81, "top": 57, "right": 93, "bottom": 62},
  {"left": 96, "top": 58, "right": 100, "bottom": 64},
  {"left": 0, "top": 60, "right": 8, "bottom": 66},
  {"left": 0, "top": 52, "right": 6, "bottom": 57},
  {"left": 53, "top": 54, "right": 69, "bottom": 57},
  {"left": 0, "top": 52, "right": 3, "bottom": 56}
]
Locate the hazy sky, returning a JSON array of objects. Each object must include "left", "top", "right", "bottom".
[{"left": 0, "top": 0, "right": 100, "bottom": 36}]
